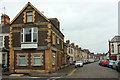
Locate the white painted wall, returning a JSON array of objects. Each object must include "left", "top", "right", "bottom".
[{"left": 111, "top": 42, "right": 120, "bottom": 55}]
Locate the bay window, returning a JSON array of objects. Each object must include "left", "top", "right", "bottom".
[{"left": 21, "top": 28, "right": 38, "bottom": 43}]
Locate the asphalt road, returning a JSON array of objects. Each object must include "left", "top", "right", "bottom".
[
  {"left": 66, "top": 62, "right": 120, "bottom": 78},
  {"left": 2, "top": 62, "right": 120, "bottom": 80}
]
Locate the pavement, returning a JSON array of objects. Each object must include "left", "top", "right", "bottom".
[{"left": 2, "top": 65, "right": 75, "bottom": 79}]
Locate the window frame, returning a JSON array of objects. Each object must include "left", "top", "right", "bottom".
[
  {"left": 16, "top": 53, "right": 28, "bottom": 66},
  {"left": 21, "top": 28, "right": 38, "bottom": 43},
  {"left": 0, "top": 36, "right": 3, "bottom": 48},
  {"left": 19, "top": 55, "right": 26, "bottom": 66},
  {"left": 57, "top": 37, "right": 59, "bottom": 44},
  {"left": 52, "top": 33, "right": 56, "bottom": 45},
  {"left": 31, "top": 53, "right": 43, "bottom": 66},
  {"left": 26, "top": 11, "right": 33, "bottom": 23},
  {"left": 52, "top": 53, "right": 56, "bottom": 65},
  {"left": 33, "top": 55, "right": 41, "bottom": 66},
  {"left": 112, "top": 44, "right": 114, "bottom": 53}
]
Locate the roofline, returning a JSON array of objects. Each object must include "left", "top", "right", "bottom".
[{"left": 10, "top": 2, "right": 49, "bottom": 25}]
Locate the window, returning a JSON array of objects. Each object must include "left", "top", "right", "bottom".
[
  {"left": 112, "top": 44, "right": 114, "bottom": 53},
  {"left": 21, "top": 28, "right": 38, "bottom": 42},
  {"left": 57, "top": 38, "right": 59, "bottom": 44},
  {"left": 52, "top": 53, "right": 55, "bottom": 65},
  {"left": 0, "top": 36, "right": 3, "bottom": 47},
  {"left": 26, "top": 12, "right": 33, "bottom": 22},
  {"left": 118, "top": 45, "right": 120, "bottom": 54},
  {"left": 2, "top": 54, "right": 5, "bottom": 65},
  {"left": 33, "top": 55, "right": 41, "bottom": 66},
  {"left": 52, "top": 34, "right": 56, "bottom": 45},
  {"left": 31, "top": 53, "right": 43, "bottom": 66},
  {"left": 19, "top": 55, "right": 26, "bottom": 66}
]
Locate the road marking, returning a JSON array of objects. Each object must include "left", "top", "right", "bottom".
[{"left": 67, "top": 68, "right": 77, "bottom": 77}]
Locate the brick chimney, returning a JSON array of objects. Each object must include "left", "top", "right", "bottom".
[
  {"left": 66, "top": 40, "right": 70, "bottom": 44},
  {"left": 1, "top": 14, "right": 10, "bottom": 24},
  {"left": 71, "top": 43, "right": 74, "bottom": 47},
  {"left": 76, "top": 45, "right": 78, "bottom": 48}
]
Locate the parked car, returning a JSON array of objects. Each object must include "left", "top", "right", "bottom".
[
  {"left": 83, "top": 59, "right": 88, "bottom": 64},
  {"left": 116, "top": 61, "right": 120, "bottom": 72},
  {"left": 99, "top": 60, "right": 105, "bottom": 66},
  {"left": 75, "top": 61, "right": 83, "bottom": 68},
  {"left": 107, "top": 60, "right": 117, "bottom": 68},
  {"left": 102, "top": 60, "right": 109, "bottom": 66},
  {"left": 88, "top": 59, "right": 94, "bottom": 63},
  {"left": 112, "top": 61, "right": 119, "bottom": 70}
]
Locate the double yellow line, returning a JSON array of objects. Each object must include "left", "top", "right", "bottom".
[{"left": 67, "top": 68, "right": 77, "bottom": 77}]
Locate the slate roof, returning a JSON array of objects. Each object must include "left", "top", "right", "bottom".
[
  {"left": 0, "top": 24, "right": 10, "bottom": 33},
  {"left": 111, "top": 36, "right": 120, "bottom": 42}
]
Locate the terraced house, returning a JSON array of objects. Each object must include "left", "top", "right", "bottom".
[{"left": 10, "top": 2, "right": 65, "bottom": 73}]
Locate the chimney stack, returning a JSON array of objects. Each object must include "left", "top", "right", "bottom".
[
  {"left": 1, "top": 14, "right": 10, "bottom": 24},
  {"left": 66, "top": 40, "right": 70, "bottom": 44},
  {"left": 71, "top": 43, "right": 74, "bottom": 47},
  {"left": 76, "top": 45, "right": 78, "bottom": 48}
]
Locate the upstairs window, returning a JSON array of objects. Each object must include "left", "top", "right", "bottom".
[
  {"left": 21, "top": 28, "right": 38, "bottom": 43},
  {"left": 57, "top": 37, "right": 59, "bottom": 44},
  {"left": 52, "top": 34, "right": 56, "bottom": 45},
  {"left": 112, "top": 44, "right": 114, "bottom": 53},
  {"left": 26, "top": 11, "right": 33, "bottom": 22}
]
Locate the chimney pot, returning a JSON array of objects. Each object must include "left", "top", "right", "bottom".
[
  {"left": 76, "top": 45, "right": 78, "bottom": 48},
  {"left": 71, "top": 43, "right": 74, "bottom": 47}
]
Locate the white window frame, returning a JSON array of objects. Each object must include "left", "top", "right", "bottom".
[
  {"left": 21, "top": 28, "right": 38, "bottom": 43},
  {"left": 33, "top": 55, "right": 41, "bottom": 66}
]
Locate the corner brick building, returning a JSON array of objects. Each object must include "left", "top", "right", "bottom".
[{"left": 10, "top": 2, "right": 66, "bottom": 73}]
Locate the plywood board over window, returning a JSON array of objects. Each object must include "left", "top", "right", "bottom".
[
  {"left": 16, "top": 53, "right": 28, "bottom": 66},
  {"left": 31, "top": 53, "right": 43, "bottom": 66}
]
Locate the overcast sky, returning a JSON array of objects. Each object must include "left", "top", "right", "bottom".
[{"left": 0, "top": 0, "right": 119, "bottom": 54}]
